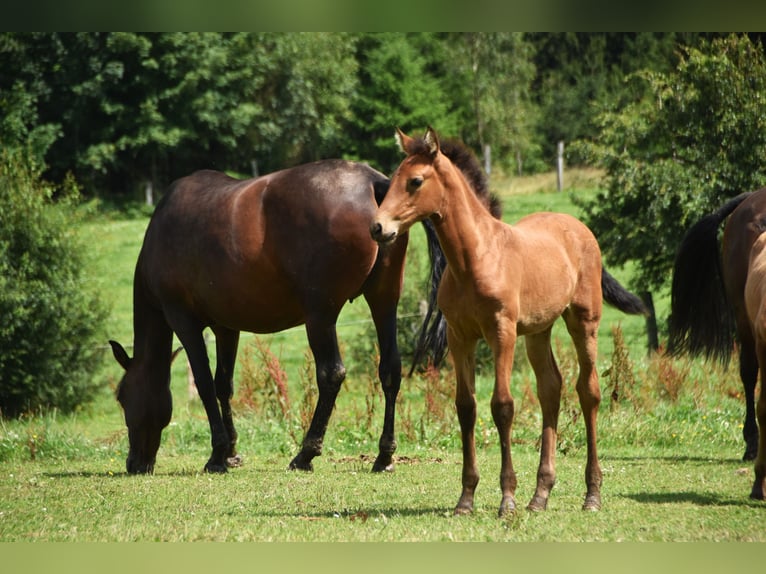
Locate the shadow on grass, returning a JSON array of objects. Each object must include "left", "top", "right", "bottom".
[{"left": 622, "top": 490, "right": 763, "bottom": 508}]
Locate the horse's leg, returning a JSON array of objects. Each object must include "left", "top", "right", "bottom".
[
  {"left": 524, "top": 328, "right": 561, "bottom": 511},
  {"left": 750, "top": 337, "right": 766, "bottom": 499},
  {"left": 289, "top": 316, "right": 345, "bottom": 471},
  {"left": 564, "top": 308, "right": 603, "bottom": 511},
  {"left": 166, "top": 311, "right": 229, "bottom": 473},
  {"left": 366, "top": 301, "right": 401, "bottom": 473},
  {"left": 450, "top": 329, "right": 480, "bottom": 515},
  {"left": 488, "top": 323, "right": 519, "bottom": 517},
  {"left": 738, "top": 325, "right": 759, "bottom": 461},
  {"left": 212, "top": 327, "right": 242, "bottom": 467}
]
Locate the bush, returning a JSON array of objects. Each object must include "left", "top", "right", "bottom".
[{"left": 0, "top": 149, "right": 108, "bottom": 418}]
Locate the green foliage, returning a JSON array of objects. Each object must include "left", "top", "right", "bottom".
[
  {"left": 0, "top": 149, "right": 108, "bottom": 418},
  {"left": 574, "top": 34, "right": 766, "bottom": 291}
]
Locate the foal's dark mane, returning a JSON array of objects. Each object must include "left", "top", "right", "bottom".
[
  {"left": 409, "top": 137, "right": 502, "bottom": 374},
  {"left": 408, "top": 136, "right": 502, "bottom": 219}
]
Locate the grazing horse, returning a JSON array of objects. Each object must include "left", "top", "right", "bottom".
[
  {"left": 370, "top": 127, "right": 647, "bottom": 516},
  {"left": 668, "top": 189, "right": 766, "bottom": 462},
  {"left": 109, "top": 159, "right": 439, "bottom": 475}
]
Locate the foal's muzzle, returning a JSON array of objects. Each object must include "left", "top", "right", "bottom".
[{"left": 370, "top": 221, "right": 397, "bottom": 244}]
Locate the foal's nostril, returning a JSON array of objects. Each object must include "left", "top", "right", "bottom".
[{"left": 370, "top": 221, "right": 383, "bottom": 239}]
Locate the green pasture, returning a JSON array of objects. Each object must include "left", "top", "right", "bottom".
[{"left": 1, "top": 170, "right": 763, "bottom": 542}]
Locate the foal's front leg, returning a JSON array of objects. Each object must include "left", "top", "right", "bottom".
[
  {"left": 451, "top": 338, "right": 479, "bottom": 515},
  {"left": 490, "top": 326, "right": 518, "bottom": 517}
]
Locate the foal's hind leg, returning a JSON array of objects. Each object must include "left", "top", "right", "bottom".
[
  {"left": 750, "top": 336, "right": 766, "bottom": 499},
  {"left": 289, "top": 315, "right": 345, "bottom": 472},
  {"left": 564, "top": 308, "right": 603, "bottom": 511},
  {"left": 524, "top": 328, "right": 562, "bottom": 511},
  {"left": 212, "top": 327, "right": 242, "bottom": 467}
]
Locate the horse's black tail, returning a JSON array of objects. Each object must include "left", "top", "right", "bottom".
[
  {"left": 667, "top": 192, "right": 752, "bottom": 363},
  {"left": 601, "top": 269, "right": 648, "bottom": 315},
  {"left": 409, "top": 218, "right": 449, "bottom": 375}
]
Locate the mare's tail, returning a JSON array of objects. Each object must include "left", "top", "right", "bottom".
[
  {"left": 601, "top": 269, "right": 648, "bottom": 315},
  {"left": 409, "top": 219, "right": 449, "bottom": 375},
  {"left": 667, "top": 193, "right": 752, "bottom": 363}
]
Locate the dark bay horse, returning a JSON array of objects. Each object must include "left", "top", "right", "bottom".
[
  {"left": 370, "top": 128, "right": 647, "bottom": 516},
  {"left": 109, "top": 159, "right": 441, "bottom": 475},
  {"left": 668, "top": 189, "right": 766, "bottom": 463}
]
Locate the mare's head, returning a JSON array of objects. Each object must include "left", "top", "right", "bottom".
[
  {"left": 370, "top": 127, "right": 500, "bottom": 244},
  {"left": 109, "top": 340, "right": 177, "bottom": 474}
]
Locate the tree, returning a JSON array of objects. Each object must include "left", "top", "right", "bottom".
[
  {"left": 348, "top": 33, "right": 461, "bottom": 173},
  {"left": 0, "top": 149, "right": 108, "bottom": 417},
  {"left": 575, "top": 34, "right": 766, "bottom": 297}
]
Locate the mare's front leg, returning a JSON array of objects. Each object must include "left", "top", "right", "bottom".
[
  {"left": 366, "top": 300, "right": 402, "bottom": 473},
  {"left": 450, "top": 330, "right": 480, "bottom": 515},
  {"left": 524, "top": 329, "right": 561, "bottom": 511},
  {"left": 289, "top": 318, "right": 345, "bottom": 471},
  {"left": 167, "top": 311, "right": 230, "bottom": 473},
  {"left": 213, "top": 327, "right": 242, "bottom": 467}
]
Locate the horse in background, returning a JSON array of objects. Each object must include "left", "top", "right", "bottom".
[
  {"left": 668, "top": 188, "right": 766, "bottom": 462},
  {"left": 110, "top": 159, "right": 443, "bottom": 475},
  {"left": 371, "top": 127, "right": 647, "bottom": 516}
]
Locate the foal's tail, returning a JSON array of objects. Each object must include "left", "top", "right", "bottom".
[
  {"left": 667, "top": 193, "right": 751, "bottom": 363},
  {"left": 602, "top": 269, "right": 649, "bottom": 315}
]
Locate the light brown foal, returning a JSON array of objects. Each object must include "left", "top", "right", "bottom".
[
  {"left": 371, "top": 127, "right": 646, "bottom": 516},
  {"left": 744, "top": 231, "right": 766, "bottom": 500}
]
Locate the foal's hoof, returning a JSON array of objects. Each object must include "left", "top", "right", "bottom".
[
  {"left": 226, "top": 454, "right": 243, "bottom": 468},
  {"left": 526, "top": 495, "right": 548, "bottom": 512},
  {"left": 498, "top": 497, "right": 517, "bottom": 517},
  {"left": 582, "top": 494, "right": 601, "bottom": 511}
]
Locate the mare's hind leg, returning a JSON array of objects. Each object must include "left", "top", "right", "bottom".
[
  {"left": 166, "top": 310, "right": 230, "bottom": 473},
  {"left": 524, "top": 328, "right": 562, "bottom": 511},
  {"left": 738, "top": 325, "right": 759, "bottom": 461},
  {"left": 563, "top": 307, "right": 603, "bottom": 511},
  {"left": 289, "top": 315, "right": 345, "bottom": 471},
  {"left": 212, "top": 327, "right": 242, "bottom": 467}
]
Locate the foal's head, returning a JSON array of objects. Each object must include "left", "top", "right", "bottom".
[{"left": 370, "top": 127, "right": 500, "bottom": 244}]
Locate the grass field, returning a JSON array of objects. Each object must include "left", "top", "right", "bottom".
[{"left": 1, "top": 168, "right": 763, "bottom": 544}]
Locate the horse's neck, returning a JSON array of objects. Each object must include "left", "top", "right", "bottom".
[{"left": 433, "top": 173, "right": 498, "bottom": 278}]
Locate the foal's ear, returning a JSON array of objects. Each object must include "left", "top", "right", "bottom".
[
  {"left": 109, "top": 340, "right": 132, "bottom": 371},
  {"left": 424, "top": 126, "right": 440, "bottom": 156},
  {"left": 394, "top": 127, "right": 413, "bottom": 154}
]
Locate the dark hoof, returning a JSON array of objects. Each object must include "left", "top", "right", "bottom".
[
  {"left": 371, "top": 457, "right": 395, "bottom": 473},
  {"left": 743, "top": 449, "right": 758, "bottom": 462},
  {"left": 454, "top": 499, "right": 473, "bottom": 516},
  {"left": 288, "top": 456, "right": 314, "bottom": 472},
  {"left": 226, "top": 454, "right": 243, "bottom": 468},
  {"left": 204, "top": 461, "right": 228, "bottom": 474}
]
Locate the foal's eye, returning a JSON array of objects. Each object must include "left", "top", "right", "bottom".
[{"left": 408, "top": 177, "right": 423, "bottom": 191}]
